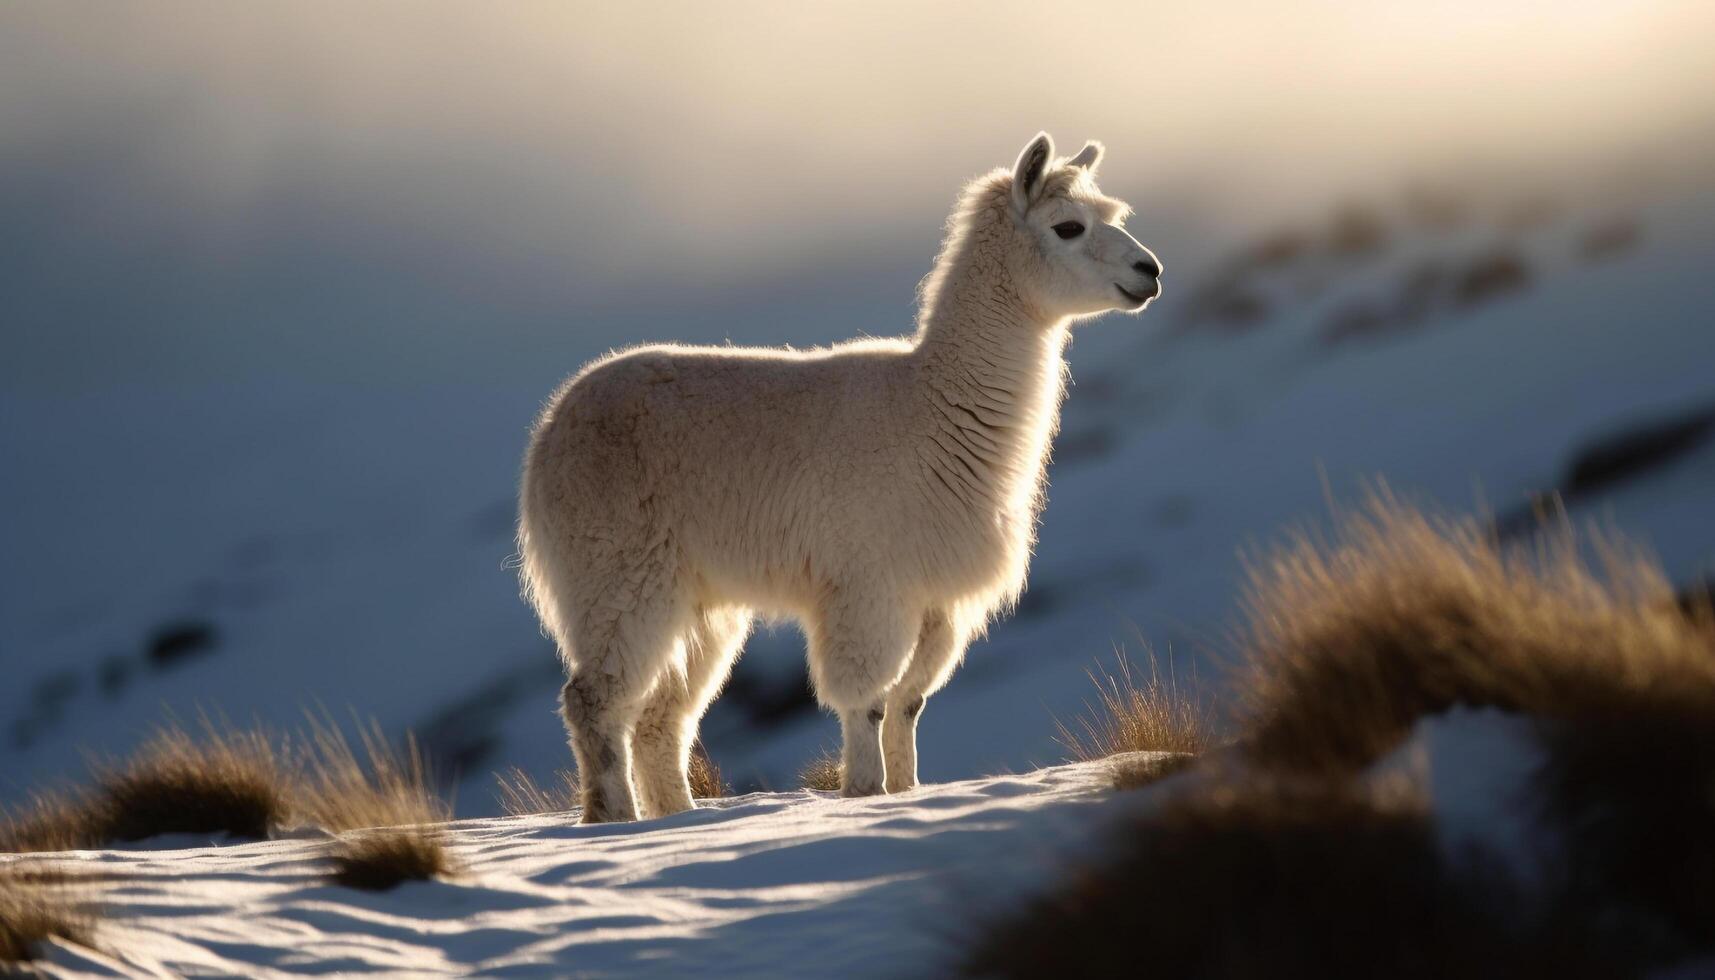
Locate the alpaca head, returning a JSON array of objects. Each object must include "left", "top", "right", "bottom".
[{"left": 1006, "top": 132, "right": 1163, "bottom": 320}]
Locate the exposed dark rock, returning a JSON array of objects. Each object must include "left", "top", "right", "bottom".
[
  {"left": 1566, "top": 404, "right": 1715, "bottom": 497},
  {"left": 1248, "top": 231, "right": 1311, "bottom": 269},
  {"left": 1403, "top": 185, "right": 1466, "bottom": 231},
  {"left": 1320, "top": 301, "right": 1391, "bottom": 346},
  {"left": 1327, "top": 205, "right": 1389, "bottom": 259},
  {"left": 1501, "top": 194, "right": 1558, "bottom": 231},
  {"left": 1579, "top": 217, "right": 1641, "bottom": 262},
  {"left": 1183, "top": 285, "right": 1269, "bottom": 332},
  {"left": 145, "top": 621, "right": 219, "bottom": 670},
  {"left": 1493, "top": 402, "right": 1715, "bottom": 540},
  {"left": 1451, "top": 250, "right": 1531, "bottom": 308}
]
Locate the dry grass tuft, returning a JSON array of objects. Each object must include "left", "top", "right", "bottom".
[
  {"left": 296, "top": 715, "right": 447, "bottom": 833},
  {"left": 2, "top": 720, "right": 292, "bottom": 851},
  {"left": 295, "top": 715, "right": 455, "bottom": 889},
  {"left": 966, "top": 499, "right": 1715, "bottom": 974},
  {"left": 0, "top": 868, "right": 94, "bottom": 963},
  {"left": 328, "top": 828, "right": 452, "bottom": 891},
  {"left": 1055, "top": 653, "right": 1215, "bottom": 789},
  {"left": 1236, "top": 497, "right": 1715, "bottom": 773},
  {"left": 1108, "top": 752, "right": 1198, "bottom": 791},
  {"left": 495, "top": 767, "right": 580, "bottom": 817},
  {"left": 0, "top": 713, "right": 461, "bottom": 892},
  {"left": 94, "top": 722, "right": 292, "bottom": 843},
  {"left": 1224, "top": 496, "right": 1715, "bottom": 960},
  {"left": 965, "top": 776, "right": 1613, "bottom": 979},
  {"left": 687, "top": 742, "right": 729, "bottom": 800},
  {"left": 0, "top": 789, "right": 105, "bottom": 854},
  {"left": 799, "top": 749, "right": 843, "bottom": 792}
]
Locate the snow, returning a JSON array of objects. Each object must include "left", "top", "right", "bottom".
[
  {"left": 3, "top": 146, "right": 1713, "bottom": 817},
  {"left": 1, "top": 708, "right": 1592, "bottom": 978},
  {"left": 13, "top": 756, "right": 1168, "bottom": 979}
]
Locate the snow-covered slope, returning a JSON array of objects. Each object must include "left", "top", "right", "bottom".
[
  {"left": 3, "top": 155, "right": 1713, "bottom": 815},
  {"left": 14, "top": 756, "right": 1158, "bottom": 978}
]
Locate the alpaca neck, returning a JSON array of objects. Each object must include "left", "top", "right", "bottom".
[{"left": 911, "top": 250, "right": 1070, "bottom": 515}]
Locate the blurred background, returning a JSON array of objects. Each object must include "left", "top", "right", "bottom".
[{"left": 4, "top": 1, "right": 1713, "bottom": 812}]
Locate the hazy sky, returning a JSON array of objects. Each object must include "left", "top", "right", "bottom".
[{"left": 3, "top": 1, "right": 1711, "bottom": 388}]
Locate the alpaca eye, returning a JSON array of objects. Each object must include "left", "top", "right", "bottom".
[{"left": 1052, "top": 221, "right": 1085, "bottom": 240}]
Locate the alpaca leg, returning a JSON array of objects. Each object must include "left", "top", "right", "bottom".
[
  {"left": 883, "top": 610, "right": 967, "bottom": 793},
  {"left": 808, "top": 597, "right": 917, "bottom": 797},
  {"left": 558, "top": 580, "right": 688, "bottom": 824},
  {"left": 633, "top": 607, "right": 752, "bottom": 819}
]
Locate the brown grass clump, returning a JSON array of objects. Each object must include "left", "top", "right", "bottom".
[
  {"left": 0, "top": 868, "right": 93, "bottom": 963},
  {"left": 297, "top": 716, "right": 455, "bottom": 890},
  {"left": 1, "top": 721, "right": 292, "bottom": 851},
  {"left": 494, "top": 767, "right": 581, "bottom": 817},
  {"left": 965, "top": 776, "right": 1614, "bottom": 979},
  {"left": 1231, "top": 496, "right": 1715, "bottom": 959},
  {"left": 1106, "top": 752, "right": 1198, "bottom": 791},
  {"left": 0, "top": 789, "right": 105, "bottom": 854},
  {"left": 297, "top": 715, "right": 446, "bottom": 832},
  {"left": 328, "top": 829, "right": 452, "bottom": 891},
  {"left": 687, "top": 743, "right": 730, "bottom": 800},
  {"left": 94, "top": 722, "right": 292, "bottom": 843},
  {"left": 1235, "top": 497, "right": 1715, "bottom": 773},
  {"left": 1055, "top": 654, "right": 1215, "bottom": 789},
  {"left": 799, "top": 749, "right": 843, "bottom": 792}
]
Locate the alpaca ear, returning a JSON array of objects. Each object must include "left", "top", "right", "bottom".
[
  {"left": 1067, "top": 140, "right": 1104, "bottom": 173},
  {"left": 1012, "top": 132, "right": 1054, "bottom": 211}
]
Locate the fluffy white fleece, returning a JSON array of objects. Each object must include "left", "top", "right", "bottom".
[{"left": 519, "top": 132, "right": 1162, "bottom": 822}]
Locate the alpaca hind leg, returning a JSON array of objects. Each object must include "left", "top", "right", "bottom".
[
  {"left": 808, "top": 597, "right": 917, "bottom": 797},
  {"left": 633, "top": 607, "right": 752, "bottom": 819},
  {"left": 883, "top": 610, "right": 966, "bottom": 793},
  {"left": 558, "top": 584, "right": 687, "bottom": 824}
]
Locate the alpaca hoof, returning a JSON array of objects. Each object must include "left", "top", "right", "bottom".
[
  {"left": 579, "top": 792, "right": 639, "bottom": 824},
  {"left": 642, "top": 800, "right": 695, "bottom": 821}
]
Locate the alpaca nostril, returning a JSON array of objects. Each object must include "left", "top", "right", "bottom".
[{"left": 1133, "top": 259, "right": 1161, "bottom": 278}]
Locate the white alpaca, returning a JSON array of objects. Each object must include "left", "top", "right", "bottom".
[{"left": 519, "top": 133, "right": 1161, "bottom": 822}]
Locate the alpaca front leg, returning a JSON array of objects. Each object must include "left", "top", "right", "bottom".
[
  {"left": 839, "top": 703, "right": 888, "bottom": 797},
  {"left": 883, "top": 610, "right": 965, "bottom": 794},
  {"left": 810, "top": 598, "right": 917, "bottom": 798},
  {"left": 881, "top": 694, "right": 925, "bottom": 794}
]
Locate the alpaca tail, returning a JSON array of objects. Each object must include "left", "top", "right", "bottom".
[{"left": 516, "top": 484, "right": 574, "bottom": 661}]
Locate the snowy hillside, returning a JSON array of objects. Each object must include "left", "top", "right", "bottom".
[
  {"left": 8, "top": 707, "right": 1665, "bottom": 978},
  {"left": 12, "top": 756, "right": 1160, "bottom": 977},
  {"left": 4, "top": 154, "right": 1714, "bottom": 813}
]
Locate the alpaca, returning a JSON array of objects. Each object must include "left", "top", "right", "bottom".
[{"left": 519, "top": 133, "right": 1162, "bottom": 822}]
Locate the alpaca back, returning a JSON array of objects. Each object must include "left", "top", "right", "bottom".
[{"left": 520, "top": 338, "right": 958, "bottom": 625}]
